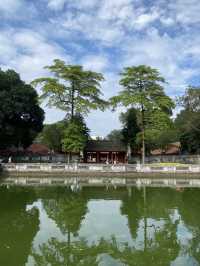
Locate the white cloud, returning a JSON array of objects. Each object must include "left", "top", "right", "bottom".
[
  {"left": 47, "top": 0, "right": 97, "bottom": 10},
  {"left": 0, "top": 0, "right": 21, "bottom": 14},
  {"left": 60, "top": 11, "right": 125, "bottom": 45},
  {"left": 134, "top": 10, "right": 160, "bottom": 29},
  {"left": 47, "top": 0, "right": 66, "bottom": 11},
  {"left": 80, "top": 55, "right": 109, "bottom": 72},
  {"left": 0, "top": 28, "right": 71, "bottom": 81},
  {"left": 54, "top": 1, "right": 161, "bottom": 45},
  {"left": 169, "top": 0, "right": 200, "bottom": 25},
  {"left": 0, "top": 0, "right": 37, "bottom": 19},
  {"left": 2, "top": 0, "right": 200, "bottom": 135},
  {"left": 121, "top": 28, "right": 199, "bottom": 95}
]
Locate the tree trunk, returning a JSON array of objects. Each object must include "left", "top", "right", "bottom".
[
  {"left": 67, "top": 230, "right": 71, "bottom": 265},
  {"left": 142, "top": 130, "right": 145, "bottom": 165},
  {"left": 143, "top": 186, "right": 147, "bottom": 251},
  {"left": 141, "top": 106, "right": 145, "bottom": 165},
  {"left": 71, "top": 81, "right": 75, "bottom": 119}
]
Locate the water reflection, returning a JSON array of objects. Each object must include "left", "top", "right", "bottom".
[
  {"left": 0, "top": 186, "right": 200, "bottom": 265},
  {"left": 0, "top": 187, "right": 39, "bottom": 266}
]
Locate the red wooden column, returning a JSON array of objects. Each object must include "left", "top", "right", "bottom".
[{"left": 96, "top": 151, "right": 100, "bottom": 163}]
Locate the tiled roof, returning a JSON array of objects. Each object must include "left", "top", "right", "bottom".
[
  {"left": 26, "top": 143, "right": 50, "bottom": 155},
  {"left": 151, "top": 142, "right": 180, "bottom": 155}
]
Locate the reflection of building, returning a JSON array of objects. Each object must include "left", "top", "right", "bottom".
[{"left": 84, "top": 140, "right": 127, "bottom": 163}]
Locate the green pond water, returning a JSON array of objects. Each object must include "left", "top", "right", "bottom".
[{"left": 0, "top": 185, "right": 200, "bottom": 266}]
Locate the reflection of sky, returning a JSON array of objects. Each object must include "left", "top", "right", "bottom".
[
  {"left": 26, "top": 200, "right": 68, "bottom": 265},
  {"left": 78, "top": 200, "right": 133, "bottom": 244},
  {"left": 170, "top": 209, "right": 197, "bottom": 266}
]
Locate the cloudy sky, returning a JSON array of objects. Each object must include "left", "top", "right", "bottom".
[{"left": 1, "top": 0, "right": 200, "bottom": 136}]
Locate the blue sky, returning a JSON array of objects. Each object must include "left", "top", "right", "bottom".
[{"left": 1, "top": 0, "right": 200, "bottom": 136}]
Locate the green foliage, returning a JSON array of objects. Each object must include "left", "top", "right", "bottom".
[
  {"left": 62, "top": 115, "right": 89, "bottom": 153},
  {"left": 106, "top": 129, "right": 123, "bottom": 142},
  {"left": 111, "top": 65, "right": 174, "bottom": 113},
  {"left": 36, "top": 121, "right": 65, "bottom": 152},
  {"left": 178, "top": 85, "right": 200, "bottom": 112},
  {"left": 154, "top": 128, "right": 179, "bottom": 151},
  {"left": 31, "top": 59, "right": 108, "bottom": 118},
  {"left": 175, "top": 110, "right": 200, "bottom": 153},
  {"left": 106, "top": 108, "right": 140, "bottom": 153},
  {"left": 32, "top": 238, "right": 102, "bottom": 266},
  {"left": 140, "top": 110, "right": 175, "bottom": 152},
  {"left": 176, "top": 86, "right": 200, "bottom": 153},
  {"left": 43, "top": 188, "right": 88, "bottom": 235},
  {"left": 120, "top": 108, "right": 140, "bottom": 150},
  {"left": 0, "top": 69, "right": 44, "bottom": 149},
  {"left": 110, "top": 65, "right": 174, "bottom": 162}
]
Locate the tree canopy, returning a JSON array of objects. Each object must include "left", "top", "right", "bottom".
[
  {"left": 0, "top": 69, "right": 44, "bottom": 149},
  {"left": 62, "top": 114, "right": 89, "bottom": 154},
  {"left": 120, "top": 108, "right": 140, "bottom": 151},
  {"left": 31, "top": 59, "right": 108, "bottom": 119},
  {"left": 36, "top": 120, "right": 65, "bottom": 152},
  {"left": 110, "top": 65, "right": 174, "bottom": 163},
  {"left": 106, "top": 129, "right": 123, "bottom": 142},
  {"left": 175, "top": 86, "right": 200, "bottom": 153}
]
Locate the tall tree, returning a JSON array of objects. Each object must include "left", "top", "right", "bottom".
[
  {"left": 120, "top": 108, "right": 140, "bottom": 152},
  {"left": 31, "top": 59, "right": 108, "bottom": 119},
  {"left": 110, "top": 65, "right": 174, "bottom": 164},
  {"left": 62, "top": 114, "right": 89, "bottom": 159},
  {"left": 36, "top": 120, "right": 65, "bottom": 152},
  {"left": 0, "top": 69, "right": 44, "bottom": 149},
  {"left": 176, "top": 86, "right": 200, "bottom": 153},
  {"left": 106, "top": 129, "right": 123, "bottom": 142}
]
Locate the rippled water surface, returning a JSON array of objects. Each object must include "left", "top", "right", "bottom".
[{"left": 0, "top": 185, "right": 200, "bottom": 265}]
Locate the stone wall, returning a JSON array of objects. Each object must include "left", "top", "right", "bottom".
[
  {"left": 2, "top": 163, "right": 200, "bottom": 173},
  {"left": 131, "top": 155, "right": 200, "bottom": 164}
]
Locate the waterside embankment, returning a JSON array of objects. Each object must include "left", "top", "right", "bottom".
[
  {"left": 1, "top": 163, "right": 200, "bottom": 181},
  {"left": 2, "top": 162, "right": 200, "bottom": 174}
]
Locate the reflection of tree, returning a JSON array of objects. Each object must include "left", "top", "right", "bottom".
[
  {"left": 0, "top": 187, "right": 39, "bottom": 266},
  {"left": 42, "top": 188, "right": 88, "bottom": 244},
  {"left": 32, "top": 238, "right": 103, "bottom": 266},
  {"left": 103, "top": 228, "right": 178, "bottom": 266},
  {"left": 32, "top": 230, "right": 179, "bottom": 266},
  {"left": 179, "top": 188, "right": 200, "bottom": 263},
  {"left": 145, "top": 187, "right": 180, "bottom": 219},
  {"left": 120, "top": 187, "right": 144, "bottom": 239},
  {"left": 120, "top": 187, "right": 179, "bottom": 265}
]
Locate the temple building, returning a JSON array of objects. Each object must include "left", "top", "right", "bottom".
[{"left": 84, "top": 140, "right": 127, "bottom": 164}]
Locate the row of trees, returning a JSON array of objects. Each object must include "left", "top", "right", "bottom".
[
  {"left": 1, "top": 60, "right": 200, "bottom": 162},
  {"left": 107, "top": 87, "right": 200, "bottom": 158},
  {"left": 32, "top": 62, "right": 174, "bottom": 164}
]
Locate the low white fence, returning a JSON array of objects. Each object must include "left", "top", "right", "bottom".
[{"left": 2, "top": 163, "right": 200, "bottom": 173}]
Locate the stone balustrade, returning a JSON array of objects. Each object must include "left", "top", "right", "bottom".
[{"left": 2, "top": 163, "right": 200, "bottom": 173}]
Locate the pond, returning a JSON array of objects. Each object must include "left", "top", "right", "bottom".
[{"left": 0, "top": 185, "right": 200, "bottom": 266}]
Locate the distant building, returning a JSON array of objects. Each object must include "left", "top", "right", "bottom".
[
  {"left": 26, "top": 143, "right": 50, "bottom": 155},
  {"left": 84, "top": 140, "right": 127, "bottom": 163},
  {"left": 151, "top": 142, "right": 181, "bottom": 156},
  {"left": 90, "top": 136, "right": 104, "bottom": 140}
]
